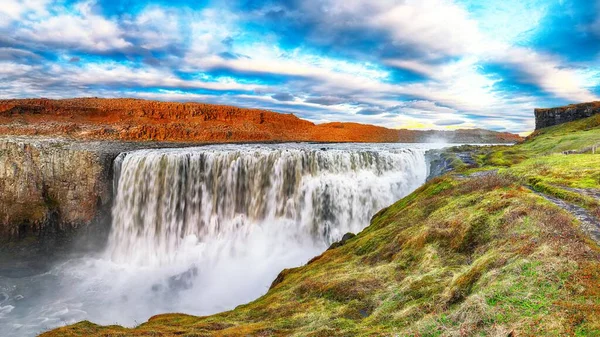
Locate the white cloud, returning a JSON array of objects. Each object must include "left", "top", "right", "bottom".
[
  {"left": 498, "top": 47, "right": 600, "bottom": 102},
  {"left": 16, "top": 1, "right": 130, "bottom": 51},
  {"left": 57, "top": 61, "right": 266, "bottom": 91},
  {"left": 187, "top": 43, "right": 537, "bottom": 129},
  {"left": 294, "top": 0, "right": 483, "bottom": 59},
  {"left": 0, "top": 0, "right": 50, "bottom": 27},
  {"left": 126, "top": 90, "right": 214, "bottom": 102},
  {"left": 185, "top": 9, "right": 238, "bottom": 59},
  {"left": 125, "top": 6, "right": 182, "bottom": 50},
  {"left": 0, "top": 61, "right": 36, "bottom": 77},
  {"left": 1, "top": 0, "right": 594, "bottom": 134},
  {"left": 369, "top": 1, "right": 599, "bottom": 107},
  {"left": 369, "top": 0, "right": 483, "bottom": 58}
]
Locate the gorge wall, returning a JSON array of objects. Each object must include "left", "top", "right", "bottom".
[
  {"left": 535, "top": 101, "right": 600, "bottom": 129},
  {"left": 0, "top": 137, "right": 199, "bottom": 249},
  {"left": 0, "top": 138, "right": 115, "bottom": 247}
]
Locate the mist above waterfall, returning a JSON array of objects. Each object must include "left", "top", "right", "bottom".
[{"left": 0, "top": 143, "right": 441, "bottom": 337}]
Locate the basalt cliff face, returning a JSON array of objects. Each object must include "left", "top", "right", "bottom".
[
  {"left": 0, "top": 137, "right": 216, "bottom": 249},
  {"left": 535, "top": 101, "right": 600, "bottom": 129},
  {"left": 0, "top": 138, "right": 121, "bottom": 247},
  {"left": 0, "top": 98, "right": 522, "bottom": 143},
  {"left": 0, "top": 138, "right": 114, "bottom": 270}
]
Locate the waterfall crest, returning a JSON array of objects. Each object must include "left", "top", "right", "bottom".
[{"left": 107, "top": 144, "right": 429, "bottom": 266}]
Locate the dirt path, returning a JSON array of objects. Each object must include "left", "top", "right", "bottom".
[
  {"left": 528, "top": 188, "right": 600, "bottom": 245},
  {"left": 448, "top": 151, "right": 600, "bottom": 245},
  {"left": 460, "top": 170, "right": 600, "bottom": 245}
]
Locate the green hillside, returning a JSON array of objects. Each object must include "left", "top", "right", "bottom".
[{"left": 43, "top": 115, "right": 600, "bottom": 337}]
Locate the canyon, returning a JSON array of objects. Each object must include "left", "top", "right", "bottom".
[
  {"left": 1, "top": 99, "right": 599, "bottom": 336},
  {"left": 37, "top": 105, "right": 600, "bottom": 337},
  {"left": 1, "top": 142, "right": 434, "bottom": 337},
  {"left": 0, "top": 98, "right": 522, "bottom": 249}
]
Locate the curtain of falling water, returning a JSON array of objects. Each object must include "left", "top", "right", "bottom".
[{"left": 107, "top": 145, "right": 429, "bottom": 266}]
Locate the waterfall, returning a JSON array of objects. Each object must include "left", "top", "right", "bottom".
[
  {"left": 0, "top": 143, "right": 436, "bottom": 337},
  {"left": 107, "top": 144, "right": 429, "bottom": 267},
  {"left": 100, "top": 143, "right": 432, "bottom": 318}
]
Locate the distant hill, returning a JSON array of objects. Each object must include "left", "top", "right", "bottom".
[{"left": 0, "top": 98, "right": 522, "bottom": 143}]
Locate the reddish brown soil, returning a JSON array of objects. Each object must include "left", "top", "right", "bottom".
[{"left": 0, "top": 98, "right": 522, "bottom": 143}]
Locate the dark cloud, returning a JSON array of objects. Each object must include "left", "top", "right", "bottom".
[
  {"left": 434, "top": 119, "right": 465, "bottom": 126},
  {"left": 305, "top": 96, "right": 345, "bottom": 106},
  {"left": 356, "top": 108, "right": 384, "bottom": 116},
  {"left": 271, "top": 92, "right": 295, "bottom": 101},
  {"left": 0, "top": 48, "right": 41, "bottom": 61},
  {"left": 217, "top": 52, "right": 250, "bottom": 60},
  {"left": 222, "top": 37, "right": 234, "bottom": 48}
]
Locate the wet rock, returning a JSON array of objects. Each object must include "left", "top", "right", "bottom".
[
  {"left": 0, "top": 137, "right": 115, "bottom": 246},
  {"left": 341, "top": 232, "right": 356, "bottom": 243},
  {"left": 168, "top": 266, "right": 199, "bottom": 291},
  {"left": 327, "top": 232, "right": 356, "bottom": 250},
  {"left": 269, "top": 268, "right": 292, "bottom": 290},
  {"left": 0, "top": 136, "right": 219, "bottom": 251}
]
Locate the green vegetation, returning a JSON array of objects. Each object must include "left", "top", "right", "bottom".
[{"left": 43, "top": 115, "right": 600, "bottom": 337}]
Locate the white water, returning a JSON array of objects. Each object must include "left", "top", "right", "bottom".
[{"left": 0, "top": 143, "right": 440, "bottom": 337}]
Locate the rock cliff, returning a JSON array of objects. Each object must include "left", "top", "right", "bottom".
[
  {"left": 0, "top": 98, "right": 522, "bottom": 143},
  {"left": 0, "top": 138, "right": 116, "bottom": 247},
  {"left": 535, "top": 101, "right": 600, "bottom": 129},
  {"left": 0, "top": 137, "right": 200, "bottom": 252}
]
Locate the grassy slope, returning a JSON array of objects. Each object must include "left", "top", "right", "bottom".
[{"left": 43, "top": 115, "right": 600, "bottom": 337}]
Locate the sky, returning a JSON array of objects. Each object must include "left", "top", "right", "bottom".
[{"left": 1, "top": 0, "right": 600, "bottom": 134}]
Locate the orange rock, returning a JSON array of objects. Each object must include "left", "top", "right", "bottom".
[{"left": 0, "top": 98, "right": 523, "bottom": 143}]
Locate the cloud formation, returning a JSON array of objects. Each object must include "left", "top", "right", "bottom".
[{"left": 1, "top": 0, "right": 599, "bottom": 133}]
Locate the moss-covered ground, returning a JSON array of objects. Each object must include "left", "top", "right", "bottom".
[{"left": 42, "top": 115, "right": 600, "bottom": 337}]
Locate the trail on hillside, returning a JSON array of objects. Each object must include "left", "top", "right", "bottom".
[
  {"left": 454, "top": 150, "right": 600, "bottom": 245},
  {"left": 528, "top": 188, "right": 600, "bottom": 244}
]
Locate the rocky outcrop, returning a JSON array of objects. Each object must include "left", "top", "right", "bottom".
[
  {"left": 0, "top": 138, "right": 116, "bottom": 248},
  {"left": 535, "top": 102, "right": 600, "bottom": 129},
  {"left": 0, "top": 98, "right": 522, "bottom": 143},
  {"left": 0, "top": 137, "right": 201, "bottom": 249}
]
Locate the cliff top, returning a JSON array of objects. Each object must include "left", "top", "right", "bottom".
[{"left": 534, "top": 101, "right": 600, "bottom": 113}]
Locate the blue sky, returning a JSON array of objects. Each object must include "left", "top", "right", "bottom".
[{"left": 1, "top": 0, "right": 599, "bottom": 134}]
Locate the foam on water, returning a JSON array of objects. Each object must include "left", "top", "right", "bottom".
[{"left": 0, "top": 143, "right": 440, "bottom": 337}]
